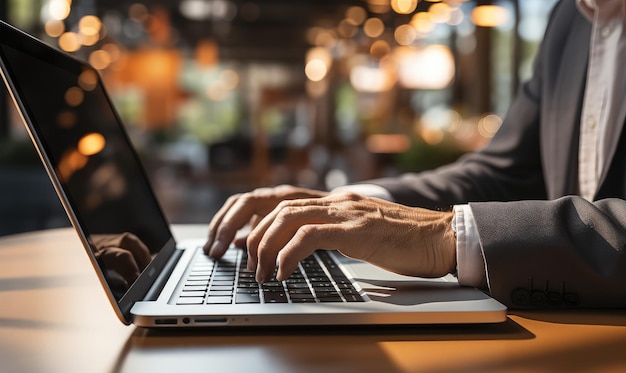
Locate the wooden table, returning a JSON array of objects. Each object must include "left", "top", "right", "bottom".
[{"left": 1, "top": 226, "right": 626, "bottom": 373}]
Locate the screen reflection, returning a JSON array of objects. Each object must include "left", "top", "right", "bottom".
[{"left": 1, "top": 42, "right": 171, "bottom": 300}]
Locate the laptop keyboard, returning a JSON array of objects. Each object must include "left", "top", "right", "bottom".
[{"left": 176, "top": 248, "right": 364, "bottom": 305}]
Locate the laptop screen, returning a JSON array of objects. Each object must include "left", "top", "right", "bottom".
[{"left": 0, "top": 27, "right": 172, "bottom": 303}]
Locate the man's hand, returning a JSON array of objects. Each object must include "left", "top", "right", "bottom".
[
  {"left": 91, "top": 232, "right": 151, "bottom": 285},
  {"left": 204, "top": 185, "right": 456, "bottom": 283}
]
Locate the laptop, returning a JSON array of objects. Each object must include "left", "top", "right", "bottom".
[{"left": 0, "top": 20, "right": 507, "bottom": 327}]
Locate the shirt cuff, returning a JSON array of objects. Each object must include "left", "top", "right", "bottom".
[
  {"left": 454, "top": 204, "right": 488, "bottom": 289},
  {"left": 331, "top": 184, "right": 395, "bottom": 202}
]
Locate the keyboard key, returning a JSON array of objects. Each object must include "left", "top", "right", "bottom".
[
  {"left": 210, "top": 285, "right": 234, "bottom": 291},
  {"left": 206, "top": 296, "right": 232, "bottom": 304},
  {"left": 289, "top": 293, "right": 315, "bottom": 300},
  {"left": 236, "top": 293, "right": 261, "bottom": 303},
  {"left": 264, "top": 292, "right": 288, "bottom": 303},
  {"left": 180, "top": 291, "right": 205, "bottom": 297},
  {"left": 318, "top": 296, "right": 343, "bottom": 303},
  {"left": 177, "top": 297, "right": 204, "bottom": 305},
  {"left": 183, "top": 285, "right": 207, "bottom": 292}
]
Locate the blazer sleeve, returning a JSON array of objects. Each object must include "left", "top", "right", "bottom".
[{"left": 471, "top": 197, "right": 626, "bottom": 308}]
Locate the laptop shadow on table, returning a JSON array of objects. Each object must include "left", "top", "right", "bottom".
[{"left": 510, "top": 309, "right": 626, "bottom": 326}]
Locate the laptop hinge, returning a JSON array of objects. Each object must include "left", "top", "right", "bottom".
[{"left": 144, "top": 248, "right": 184, "bottom": 301}]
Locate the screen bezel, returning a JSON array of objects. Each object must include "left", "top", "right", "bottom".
[{"left": 0, "top": 20, "right": 178, "bottom": 324}]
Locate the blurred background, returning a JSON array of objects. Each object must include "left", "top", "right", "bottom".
[{"left": 0, "top": 0, "right": 557, "bottom": 236}]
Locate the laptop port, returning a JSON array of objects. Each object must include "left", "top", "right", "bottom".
[
  {"left": 194, "top": 317, "right": 228, "bottom": 324},
  {"left": 154, "top": 318, "right": 177, "bottom": 325}
]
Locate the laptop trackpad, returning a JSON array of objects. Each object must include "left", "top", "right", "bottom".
[{"left": 335, "top": 254, "right": 491, "bottom": 306}]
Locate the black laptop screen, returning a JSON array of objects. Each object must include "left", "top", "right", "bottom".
[{"left": 0, "top": 35, "right": 172, "bottom": 302}]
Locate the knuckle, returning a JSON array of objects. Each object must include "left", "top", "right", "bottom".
[
  {"left": 344, "top": 191, "right": 362, "bottom": 201},
  {"left": 334, "top": 191, "right": 362, "bottom": 202},
  {"left": 276, "top": 205, "right": 299, "bottom": 221},
  {"left": 274, "top": 184, "right": 293, "bottom": 194},
  {"left": 295, "top": 224, "right": 317, "bottom": 242},
  {"left": 276, "top": 199, "right": 295, "bottom": 210},
  {"left": 251, "top": 187, "right": 272, "bottom": 197}
]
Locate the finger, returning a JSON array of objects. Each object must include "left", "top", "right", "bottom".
[
  {"left": 204, "top": 193, "right": 241, "bottom": 253},
  {"left": 275, "top": 224, "right": 344, "bottom": 281},
  {"left": 207, "top": 195, "right": 269, "bottom": 258},
  {"left": 252, "top": 204, "right": 338, "bottom": 282}
]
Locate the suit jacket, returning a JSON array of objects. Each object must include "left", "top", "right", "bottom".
[{"left": 371, "top": 0, "right": 626, "bottom": 308}]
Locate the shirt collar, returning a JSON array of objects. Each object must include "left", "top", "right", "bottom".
[{"left": 577, "top": 0, "right": 626, "bottom": 22}]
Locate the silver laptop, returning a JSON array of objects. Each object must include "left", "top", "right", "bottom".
[{"left": 0, "top": 20, "right": 506, "bottom": 327}]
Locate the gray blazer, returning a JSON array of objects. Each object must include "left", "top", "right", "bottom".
[{"left": 371, "top": 0, "right": 626, "bottom": 308}]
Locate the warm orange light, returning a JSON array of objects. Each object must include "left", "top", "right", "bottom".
[
  {"left": 396, "top": 45, "right": 455, "bottom": 89},
  {"left": 345, "top": 6, "right": 367, "bottom": 25},
  {"left": 57, "top": 149, "right": 88, "bottom": 181},
  {"left": 305, "top": 59, "right": 328, "bottom": 82},
  {"left": 102, "top": 43, "right": 122, "bottom": 63},
  {"left": 89, "top": 50, "right": 112, "bottom": 70},
  {"left": 349, "top": 63, "right": 396, "bottom": 93},
  {"left": 45, "top": 19, "right": 65, "bottom": 38},
  {"left": 364, "top": 18, "right": 385, "bottom": 38},
  {"left": 47, "top": 0, "right": 71, "bottom": 21},
  {"left": 429, "top": 3, "right": 452, "bottom": 23},
  {"left": 314, "top": 29, "right": 338, "bottom": 48},
  {"left": 82, "top": 34, "right": 100, "bottom": 46},
  {"left": 370, "top": 40, "right": 391, "bottom": 59},
  {"left": 58, "top": 32, "right": 82, "bottom": 52},
  {"left": 391, "top": 0, "right": 418, "bottom": 15},
  {"left": 394, "top": 24, "right": 418, "bottom": 46},
  {"left": 477, "top": 114, "right": 502, "bottom": 138},
  {"left": 366, "top": 0, "right": 390, "bottom": 14},
  {"left": 79, "top": 15, "right": 102, "bottom": 36},
  {"left": 65, "top": 87, "right": 84, "bottom": 107},
  {"left": 78, "top": 69, "right": 98, "bottom": 91},
  {"left": 338, "top": 19, "right": 358, "bottom": 38},
  {"left": 366, "top": 134, "right": 411, "bottom": 154},
  {"left": 78, "top": 133, "right": 106, "bottom": 156},
  {"left": 411, "top": 12, "right": 435, "bottom": 36},
  {"left": 471, "top": 5, "right": 509, "bottom": 27}
]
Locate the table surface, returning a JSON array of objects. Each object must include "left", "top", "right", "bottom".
[{"left": 1, "top": 225, "right": 626, "bottom": 373}]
